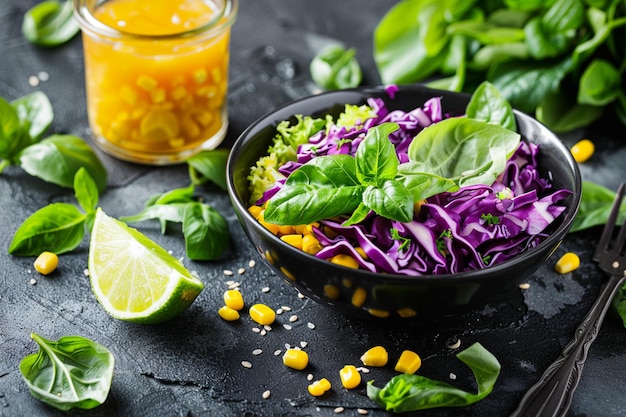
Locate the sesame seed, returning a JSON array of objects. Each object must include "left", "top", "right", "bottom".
[
  {"left": 264, "top": 325, "right": 272, "bottom": 331},
  {"left": 283, "top": 324, "right": 292, "bottom": 330},
  {"left": 223, "top": 269, "right": 234, "bottom": 276},
  {"left": 519, "top": 283, "right": 531, "bottom": 290},
  {"left": 252, "top": 327, "right": 261, "bottom": 333},
  {"left": 357, "top": 409, "right": 369, "bottom": 415},
  {"left": 238, "top": 267, "right": 246, "bottom": 275},
  {"left": 29, "top": 278, "right": 37, "bottom": 285},
  {"left": 357, "top": 367, "right": 370, "bottom": 374},
  {"left": 228, "top": 282, "right": 240, "bottom": 289},
  {"left": 262, "top": 390, "right": 271, "bottom": 399},
  {"left": 300, "top": 341, "right": 308, "bottom": 348},
  {"left": 307, "top": 322, "right": 316, "bottom": 329},
  {"left": 28, "top": 76, "right": 39, "bottom": 87},
  {"left": 226, "top": 280, "right": 236, "bottom": 285},
  {"left": 297, "top": 292, "right": 305, "bottom": 299},
  {"left": 307, "top": 373, "right": 314, "bottom": 381},
  {"left": 249, "top": 260, "right": 256, "bottom": 268},
  {"left": 241, "top": 361, "right": 252, "bottom": 369},
  {"left": 289, "top": 315, "right": 298, "bottom": 323},
  {"left": 281, "top": 306, "right": 292, "bottom": 311},
  {"left": 284, "top": 343, "right": 291, "bottom": 349},
  {"left": 260, "top": 329, "right": 267, "bottom": 336},
  {"left": 38, "top": 71, "right": 49, "bottom": 81},
  {"left": 450, "top": 373, "right": 457, "bottom": 380},
  {"left": 261, "top": 286, "right": 270, "bottom": 293},
  {"left": 612, "top": 261, "right": 619, "bottom": 269},
  {"left": 274, "top": 349, "right": 282, "bottom": 356},
  {"left": 276, "top": 308, "right": 283, "bottom": 315},
  {"left": 334, "top": 407, "right": 345, "bottom": 413},
  {"left": 252, "top": 349, "right": 263, "bottom": 355},
  {"left": 447, "top": 339, "right": 461, "bottom": 349}
]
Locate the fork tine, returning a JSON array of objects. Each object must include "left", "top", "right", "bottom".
[{"left": 593, "top": 182, "right": 625, "bottom": 261}]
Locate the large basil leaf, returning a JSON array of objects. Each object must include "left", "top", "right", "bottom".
[
  {"left": 8, "top": 203, "right": 86, "bottom": 256},
  {"left": 570, "top": 181, "right": 626, "bottom": 232},
  {"left": 20, "top": 333, "right": 114, "bottom": 411},
  {"left": 183, "top": 202, "right": 229, "bottom": 260},
  {"left": 0, "top": 97, "right": 31, "bottom": 160},
  {"left": 264, "top": 155, "right": 363, "bottom": 225},
  {"left": 121, "top": 203, "right": 188, "bottom": 234},
  {"left": 187, "top": 149, "right": 228, "bottom": 190},
  {"left": 406, "top": 118, "right": 520, "bottom": 187},
  {"left": 22, "top": 0, "right": 80, "bottom": 47},
  {"left": 362, "top": 181, "right": 414, "bottom": 223},
  {"left": 356, "top": 123, "right": 399, "bottom": 185},
  {"left": 466, "top": 81, "right": 517, "bottom": 131},
  {"left": 18, "top": 134, "right": 107, "bottom": 192},
  {"left": 577, "top": 59, "right": 621, "bottom": 106},
  {"left": 12, "top": 91, "right": 54, "bottom": 141},
  {"left": 367, "top": 342, "right": 500, "bottom": 412}
]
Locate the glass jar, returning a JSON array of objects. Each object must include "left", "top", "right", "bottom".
[{"left": 73, "top": 0, "right": 238, "bottom": 164}]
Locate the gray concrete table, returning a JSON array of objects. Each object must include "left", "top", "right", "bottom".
[{"left": 1, "top": 1, "right": 625, "bottom": 416}]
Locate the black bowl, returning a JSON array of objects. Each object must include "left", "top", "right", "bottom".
[{"left": 226, "top": 85, "right": 582, "bottom": 319}]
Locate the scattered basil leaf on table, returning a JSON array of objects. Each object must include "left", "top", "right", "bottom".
[
  {"left": 22, "top": 0, "right": 81, "bottom": 47},
  {"left": 367, "top": 342, "right": 501, "bottom": 412},
  {"left": 570, "top": 181, "right": 626, "bottom": 233},
  {"left": 20, "top": 333, "right": 114, "bottom": 411},
  {"left": 310, "top": 45, "right": 362, "bottom": 90},
  {"left": 12, "top": 91, "right": 54, "bottom": 141},
  {"left": 0, "top": 97, "right": 33, "bottom": 163},
  {"left": 187, "top": 149, "right": 229, "bottom": 190},
  {"left": 8, "top": 168, "right": 98, "bottom": 256}
]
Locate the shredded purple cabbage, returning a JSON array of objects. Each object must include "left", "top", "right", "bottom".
[{"left": 258, "top": 93, "right": 571, "bottom": 276}]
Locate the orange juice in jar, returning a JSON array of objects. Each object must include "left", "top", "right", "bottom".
[{"left": 73, "top": 0, "right": 238, "bottom": 164}]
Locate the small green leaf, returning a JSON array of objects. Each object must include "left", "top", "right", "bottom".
[
  {"left": 20, "top": 333, "right": 114, "bottom": 411},
  {"left": 466, "top": 81, "right": 517, "bottom": 131},
  {"left": 8, "top": 203, "right": 86, "bottom": 256},
  {"left": 356, "top": 123, "right": 400, "bottom": 185},
  {"left": 18, "top": 134, "right": 108, "bottom": 192},
  {"left": 74, "top": 167, "right": 99, "bottom": 215},
  {"left": 0, "top": 96, "right": 31, "bottom": 160},
  {"left": 22, "top": 0, "right": 81, "bottom": 47},
  {"left": 362, "top": 181, "right": 414, "bottom": 223},
  {"left": 187, "top": 149, "right": 228, "bottom": 190},
  {"left": 182, "top": 202, "right": 229, "bottom": 260},
  {"left": 570, "top": 181, "right": 626, "bottom": 232},
  {"left": 310, "top": 45, "right": 362, "bottom": 90},
  {"left": 11, "top": 91, "right": 54, "bottom": 141},
  {"left": 121, "top": 203, "right": 188, "bottom": 234},
  {"left": 577, "top": 59, "right": 621, "bottom": 106}
]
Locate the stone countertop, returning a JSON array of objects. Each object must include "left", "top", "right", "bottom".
[{"left": 1, "top": 1, "right": 626, "bottom": 416}]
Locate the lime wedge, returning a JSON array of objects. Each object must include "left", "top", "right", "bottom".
[{"left": 88, "top": 208, "right": 204, "bottom": 324}]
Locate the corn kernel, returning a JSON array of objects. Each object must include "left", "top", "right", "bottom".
[
  {"left": 307, "top": 378, "right": 331, "bottom": 396},
  {"left": 33, "top": 251, "right": 58, "bottom": 275},
  {"left": 218, "top": 306, "right": 240, "bottom": 321},
  {"left": 193, "top": 68, "right": 208, "bottom": 84},
  {"left": 330, "top": 254, "right": 359, "bottom": 269},
  {"left": 570, "top": 139, "right": 595, "bottom": 163},
  {"left": 249, "top": 303, "right": 276, "bottom": 325},
  {"left": 281, "top": 234, "right": 303, "bottom": 250},
  {"left": 368, "top": 308, "right": 390, "bottom": 318},
  {"left": 277, "top": 225, "right": 296, "bottom": 235},
  {"left": 360, "top": 346, "right": 388, "bottom": 367},
  {"left": 302, "top": 235, "right": 323, "bottom": 255},
  {"left": 280, "top": 266, "right": 296, "bottom": 281},
  {"left": 136, "top": 74, "right": 158, "bottom": 91},
  {"left": 339, "top": 365, "right": 361, "bottom": 389},
  {"left": 248, "top": 205, "right": 263, "bottom": 219},
  {"left": 323, "top": 284, "right": 340, "bottom": 300},
  {"left": 140, "top": 110, "right": 180, "bottom": 140},
  {"left": 397, "top": 308, "right": 417, "bottom": 318},
  {"left": 351, "top": 287, "right": 367, "bottom": 307},
  {"left": 283, "top": 348, "right": 308, "bottom": 370},
  {"left": 555, "top": 252, "right": 580, "bottom": 274},
  {"left": 171, "top": 86, "right": 188, "bottom": 101},
  {"left": 120, "top": 85, "right": 138, "bottom": 105},
  {"left": 224, "top": 290, "right": 244, "bottom": 310},
  {"left": 355, "top": 247, "right": 368, "bottom": 259},
  {"left": 258, "top": 211, "right": 280, "bottom": 235},
  {"left": 193, "top": 111, "right": 213, "bottom": 127},
  {"left": 394, "top": 350, "right": 421, "bottom": 374}
]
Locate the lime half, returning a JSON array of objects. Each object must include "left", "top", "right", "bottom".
[{"left": 88, "top": 208, "right": 204, "bottom": 324}]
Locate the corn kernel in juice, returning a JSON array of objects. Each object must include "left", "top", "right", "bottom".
[{"left": 75, "top": 0, "right": 237, "bottom": 164}]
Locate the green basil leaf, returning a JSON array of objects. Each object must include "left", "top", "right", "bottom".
[
  {"left": 182, "top": 202, "right": 229, "bottom": 260},
  {"left": 18, "top": 134, "right": 108, "bottom": 192},
  {"left": 8, "top": 203, "right": 86, "bottom": 256},
  {"left": 523, "top": 17, "right": 571, "bottom": 59},
  {"left": 20, "top": 333, "right": 114, "bottom": 411},
  {"left": 503, "top": 0, "right": 552, "bottom": 11},
  {"left": 74, "top": 167, "right": 99, "bottom": 215},
  {"left": 121, "top": 203, "right": 188, "bottom": 234},
  {"left": 488, "top": 58, "right": 573, "bottom": 113},
  {"left": 367, "top": 342, "right": 500, "bottom": 412},
  {"left": 573, "top": 16, "right": 626, "bottom": 65},
  {"left": 466, "top": 81, "right": 517, "bottom": 131},
  {"left": 397, "top": 167, "right": 458, "bottom": 201},
  {"left": 471, "top": 42, "right": 529, "bottom": 70},
  {"left": 11, "top": 91, "right": 54, "bottom": 141},
  {"left": 151, "top": 184, "right": 196, "bottom": 205},
  {"left": 310, "top": 45, "right": 362, "bottom": 90},
  {"left": 342, "top": 202, "right": 371, "bottom": 227},
  {"left": 486, "top": 9, "right": 532, "bottom": 27},
  {"left": 356, "top": 123, "right": 399, "bottom": 185},
  {"left": 536, "top": 91, "right": 604, "bottom": 132},
  {"left": 577, "top": 59, "right": 621, "bottom": 106},
  {"left": 187, "top": 149, "right": 228, "bottom": 190},
  {"left": 407, "top": 118, "right": 520, "bottom": 187},
  {"left": 448, "top": 21, "right": 526, "bottom": 45},
  {"left": 22, "top": 0, "right": 81, "bottom": 47},
  {"left": 0, "top": 96, "right": 31, "bottom": 160},
  {"left": 362, "top": 181, "right": 414, "bottom": 223},
  {"left": 541, "top": 0, "right": 585, "bottom": 33},
  {"left": 570, "top": 181, "right": 626, "bottom": 232},
  {"left": 373, "top": 0, "right": 450, "bottom": 83}
]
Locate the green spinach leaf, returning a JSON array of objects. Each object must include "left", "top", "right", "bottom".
[
  {"left": 577, "top": 59, "right": 621, "bottom": 106},
  {"left": 310, "top": 45, "right": 362, "bottom": 90},
  {"left": 18, "top": 134, "right": 108, "bottom": 192},
  {"left": 20, "top": 333, "right": 114, "bottom": 411},
  {"left": 22, "top": 0, "right": 80, "bottom": 47},
  {"left": 367, "top": 342, "right": 500, "bottom": 412},
  {"left": 466, "top": 81, "right": 517, "bottom": 131}
]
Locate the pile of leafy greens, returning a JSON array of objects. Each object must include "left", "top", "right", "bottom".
[{"left": 373, "top": 0, "right": 626, "bottom": 133}]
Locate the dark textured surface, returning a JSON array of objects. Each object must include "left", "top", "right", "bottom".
[{"left": 1, "top": 1, "right": 625, "bottom": 416}]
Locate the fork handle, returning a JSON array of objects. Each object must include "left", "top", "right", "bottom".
[{"left": 509, "top": 273, "right": 626, "bottom": 417}]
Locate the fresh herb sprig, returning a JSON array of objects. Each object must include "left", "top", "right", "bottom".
[
  {"left": 367, "top": 342, "right": 500, "bottom": 412},
  {"left": 310, "top": 45, "right": 363, "bottom": 90},
  {"left": 0, "top": 91, "right": 107, "bottom": 191},
  {"left": 20, "top": 333, "right": 114, "bottom": 411},
  {"left": 373, "top": 0, "right": 626, "bottom": 133},
  {"left": 22, "top": 0, "right": 80, "bottom": 47}
]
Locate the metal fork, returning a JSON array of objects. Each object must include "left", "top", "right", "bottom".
[{"left": 510, "top": 182, "right": 626, "bottom": 417}]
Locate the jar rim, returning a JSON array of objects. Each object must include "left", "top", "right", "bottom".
[{"left": 73, "top": 0, "right": 238, "bottom": 41}]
